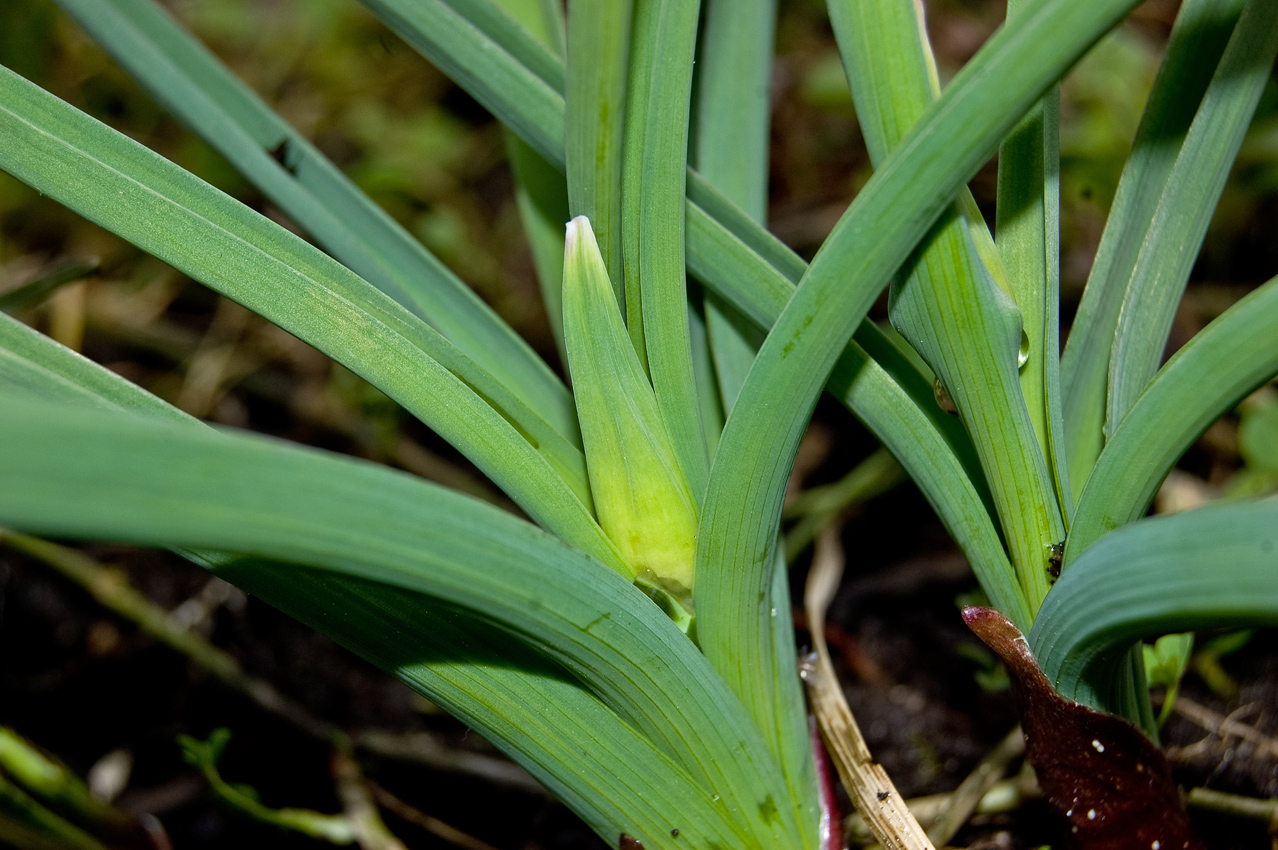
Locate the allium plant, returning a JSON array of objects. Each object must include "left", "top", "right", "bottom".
[{"left": 2, "top": 0, "right": 1277, "bottom": 848}]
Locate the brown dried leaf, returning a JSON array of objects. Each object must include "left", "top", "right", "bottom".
[{"left": 962, "top": 607, "right": 1204, "bottom": 850}]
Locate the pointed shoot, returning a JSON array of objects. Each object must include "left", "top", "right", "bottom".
[{"left": 563, "top": 217, "right": 698, "bottom": 621}]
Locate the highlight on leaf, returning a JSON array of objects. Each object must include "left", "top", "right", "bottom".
[{"left": 562, "top": 215, "right": 699, "bottom": 626}]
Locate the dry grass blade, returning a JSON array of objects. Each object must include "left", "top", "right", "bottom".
[
  {"left": 802, "top": 527, "right": 935, "bottom": 850},
  {"left": 366, "top": 780, "right": 503, "bottom": 850}
]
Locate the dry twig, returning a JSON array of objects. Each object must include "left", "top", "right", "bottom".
[{"left": 803, "top": 527, "right": 935, "bottom": 850}]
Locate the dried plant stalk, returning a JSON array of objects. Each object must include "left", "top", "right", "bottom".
[{"left": 802, "top": 528, "right": 935, "bottom": 850}]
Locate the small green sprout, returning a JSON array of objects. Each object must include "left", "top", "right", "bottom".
[{"left": 562, "top": 216, "right": 699, "bottom": 624}]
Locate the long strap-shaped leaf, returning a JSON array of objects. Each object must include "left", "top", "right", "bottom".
[
  {"left": 206, "top": 558, "right": 749, "bottom": 850},
  {"left": 693, "top": 0, "right": 773, "bottom": 417},
  {"left": 65, "top": 0, "right": 1023, "bottom": 677},
  {"left": 443, "top": 0, "right": 565, "bottom": 91},
  {"left": 566, "top": 0, "right": 633, "bottom": 305},
  {"left": 690, "top": 2, "right": 817, "bottom": 840},
  {"left": 1059, "top": 0, "right": 1248, "bottom": 495},
  {"left": 1031, "top": 499, "right": 1278, "bottom": 715},
  {"left": 1103, "top": 0, "right": 1278, "bottom": 428},
  {"left": 684, "top": 198, "right": 1028, "bottom": 627},
  {"left": 52, "top": 0, "right": 578, "bottom": 445},
  {"left": 621, "top": 0, "right": 709, "bottom": 498},
  {"left": 695, "top": 0, "right": 1143, "bottom": 730},
  {"left": 1067, "top": 273, "right": 1278, "bottom": 561},
  {"left": 366, "top": 0, "right": 1034, "bottom": 629},
  {"left": 0, "top": 65, "right": 625, "bottom": 575},
  {"left": 0, "top": 398, "right": 803, "bottom": 850},
  {"left": 828, "top": 0, "right": 1064, "bottom": 611},
  {"left": 498, "top": 0, "right": 573, "bottom": 368},
  {"left": 0, "top": 323, "right": 747, "bottom": 850},
  {"left": 997, "top": 0, "right": 1069, "bottom": 518},
  {"left": 354, "top": 0, "right": 962, "bottom": 446},
  {"left": 0, "top": 311, "right": 194, "bottom": 424}
]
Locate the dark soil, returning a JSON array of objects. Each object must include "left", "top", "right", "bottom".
[{"left": 3, "top": 523, "right": 1276, "bottom": 849}]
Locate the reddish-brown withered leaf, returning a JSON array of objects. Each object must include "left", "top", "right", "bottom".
[{"left": 963, "top": 607, "right": 1204, "bottom": 850}]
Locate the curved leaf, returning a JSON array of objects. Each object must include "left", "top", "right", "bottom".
[
  {"left": 829, "top": 0, "right": 1063, "bottom": 611},
  {"left": 208, "top": 558, "right": 749, "bottom": 850},
  {"left": 0, "top": 64, "right": 624, "bottom": 575},
  {"left": 0, "top": 327, "right": 745, "bottom": 850},
  {"left": 350, "top": 0, "right": 1012, "bottom": 624},
  {"left": 1068, "top": 273, "right": 1278, "bottom": 560},
  {"left": 566, "top": 0, "right": 632, "bottom": 306},
  {"left": 1032, "top": 499, "right": 1278, "bottom": 715},
  {"left": 621, "top": 0, "right": 708, "bottom": 498},
  {"left": 1104, "top": 0, "right": 1278, "bottom": 428},
  {"left": 0, "top": 399, "right": 804, "bottom": 850},
  {"left": 1060, "top": 0, "right": 1248, "bottom": 492},
  {"left": 53, "top": 0, "right": 578, "bottom": 443},
  {"left": 0, "top": 312, "right": 192, "bottom": 424},
  {"left": 696, "top": 0, "right": 1143, "bottom": 727}
]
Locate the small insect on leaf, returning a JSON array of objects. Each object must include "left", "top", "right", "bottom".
[{"left": 1048, "top": 540, "right": 1065, "bottom": 580}]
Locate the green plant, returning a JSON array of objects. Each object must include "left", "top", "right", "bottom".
[{"left": 2, "top": 1, "right": 1277, "bottom": 848}]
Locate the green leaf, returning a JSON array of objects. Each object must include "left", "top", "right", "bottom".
[
  {"left": 828, "top": 0, "right": 1064, "bottom": 611},
  {"left": 507, "top": 134, "right": 572, "bottom": 369},
  {"left": 53, "top": 0, "right": 578, "bottom": 444},
  {"left": 493, "top": 0, "right": 572, "bottom": 368},
  {"left": 566, "top": 0, "right": 632, "bottom": 307},
  {"left": 0, "top": 327, "right": 745, "bottom": 850},
  {"left": 1059, "top": 0, "right": 1248, "bottom": 495},
  {"left": 202, "top": 558, "right": 749, "bottom": 850},
  {"left": 0, "top": 398, "right": 804, "bottom": 850},
  {"left": 442, "top": 0, "right": 565, "bottom": 90},
  {"left": 682, "top": 180, "right": 1025, "bottom": 628},
  {"left": 0, "top": 64, "right": 623, "bottom": 575},
  {"left": 693, "top": 0, "right": 773, "bottom": 417},
  {"left": 75, "top": 0, "right": 1017, "bottom": 633},
  {"left": 1104, "top": 0, "right": 1278, "bottom": 430},
  {"left": 621, "top": 0, "right": 709, "bottom": 500},
  {"left": 686, "top": 16, "right": 816, "bottom": 835},
  {"left": 1068, "top": 273, "right": 1278, "bottom": 561},
  {"left": 0, "top": 311, "right": 193, "bottom": 423},
  {"left": 696, "top": 0, "right": 1141, "bottom": 742},
  {"left": 693, "top": 0, "right": 772, "bottom": 225},
  {"left": 997, "top": 0, "right": 1069, "bottom": 518},
  {"left": 1031, "top": 499, "right": 1278, "bottom": 716},
  {"left": 353, "top": 0, "right": 1009, "bottom": 610}
]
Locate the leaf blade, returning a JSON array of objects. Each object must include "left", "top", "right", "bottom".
[
  {"left": 1104, "top": 0, "right": 1278, "bottom": 430},
  {"left": 0, "top": 64, "right": 621, "bottom": 574},
  {"left": 1032, "top": 500, "right": 1278, "bottom": 715},
  {"left": 54, "top": 0, "right": 578, "bottom": 442},
  {"left": 1068, "top": 273, "right": 1278, "bottom": 561},
  {"left": 1059, "top": 0, "right": 1248, "bottom": 494},
  {"left": 0, "top": 398, "right": 804, "bottom": 850}
]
